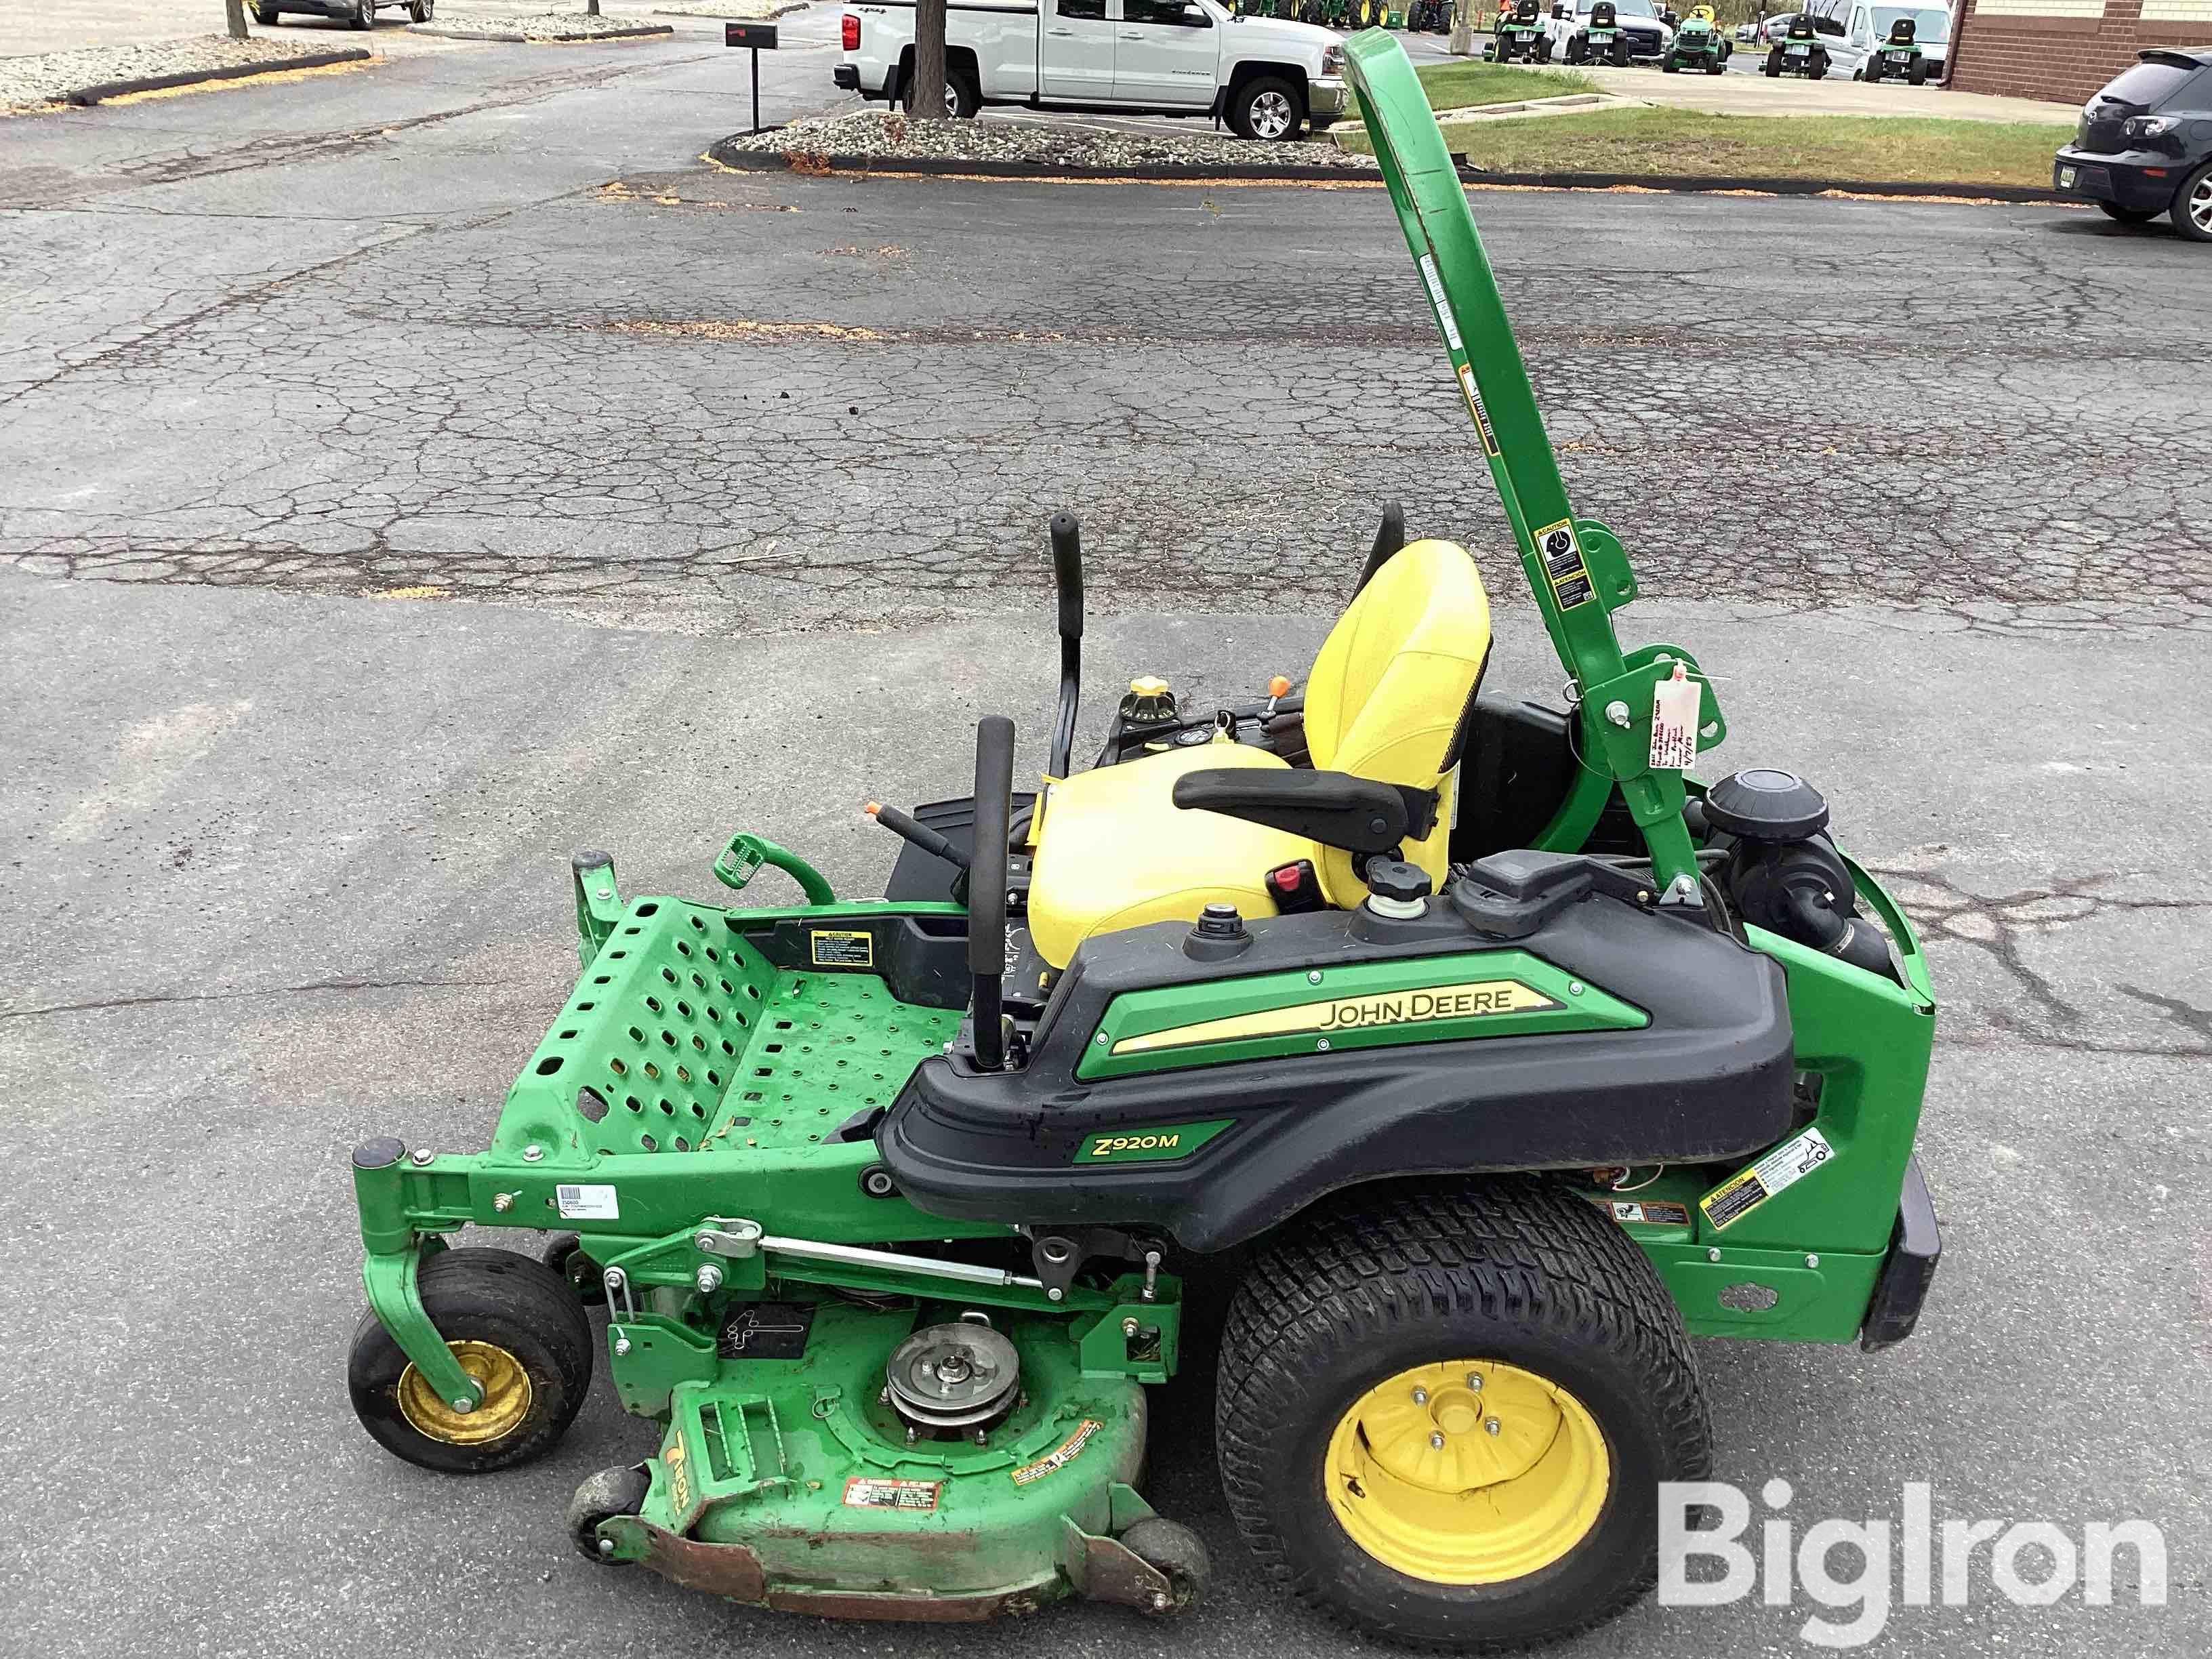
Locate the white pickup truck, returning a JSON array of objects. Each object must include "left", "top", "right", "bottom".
[{"left": 835, "top": 0, "right": 1349, "bottom": 141}]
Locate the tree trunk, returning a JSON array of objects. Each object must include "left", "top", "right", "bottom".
[
  {"left": 909, "top": 0, "right": 948, "bottom": 120},
  {"left": 587, "top": 0, "right": 600, "bottom": 14},
  {"left": 224, "top": 0, "right": 250, "bottom": 39}
]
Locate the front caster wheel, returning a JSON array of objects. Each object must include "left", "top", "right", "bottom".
[
  {"left": 348, "top": 1246, "right": 594, "bottom": 1474},
  {"left": 1214, "top": 1178, "right": 1711, "bottom": 1652},
  {"left": 1120, "top": 1516, "right": 1211, "bottom": 1614},
  {"left": 569, "top": 1463, "right": 654, "bottom": 1561}
]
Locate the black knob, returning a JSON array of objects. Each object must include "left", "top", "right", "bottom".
[
  {"left": 1195, "top": 902, "right": 1246, "bottom": 939},
  {"left": 352, "top": 1136, "right": 407, "bottom": 1170},
  {"left": 1703, "top": 769, "right": 1830, "bottom": 843},
  {"left": 1364, "top": 861, "right": 1433, "bottom": 904}
]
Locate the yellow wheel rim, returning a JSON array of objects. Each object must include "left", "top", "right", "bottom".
[
  {"left": 396, "top": 1340, "right": 534, "bottom": 1446},
  {"left": 1325, "top": 1360, "right": 1610, "bottom": 1584}
]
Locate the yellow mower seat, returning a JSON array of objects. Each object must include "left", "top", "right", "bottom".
[{"left": 1027, "top": 539, "right": 1492, "bottom": 969}]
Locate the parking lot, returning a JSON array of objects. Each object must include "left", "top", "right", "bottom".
[{"left": 3, "top": 7, "right": 2208, "bottom": 1658}]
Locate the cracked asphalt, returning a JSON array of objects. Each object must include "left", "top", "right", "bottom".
[{"left": 2, "top": 9, "right": 2207, "bottom": 1659}]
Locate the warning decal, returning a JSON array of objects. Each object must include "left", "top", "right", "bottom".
[
  {"left": 843, "top": 1477, "right": 941, "bottom": 1512},
  {"left": 1594, "top": 1197, "right": 1692, "bottom": 1228},
  {"left": 1418, "top": 254, "right": 1464, "bottom": 352},
  {"left": 1010, "top": 1419, "right": 1103, "bottom": 1486},
  {"left": 1533, "top": 519, "right": 1593, "bottom": 611},
  {"left": 1456, "top": 365, "right": 1502, "bottom": 457},
  {"left": 810, "top": 928, "right": 874, "bottom": 968},
  {"left": 1700, "top": 1128, "right": 1835, "bottom": 1231}
]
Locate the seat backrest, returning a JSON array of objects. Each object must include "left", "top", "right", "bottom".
[{"left": 1303, "top": 539, "right": 1492, "bottom": 907}]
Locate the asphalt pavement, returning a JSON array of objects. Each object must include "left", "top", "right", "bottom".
[{"left": 2, "top": 11, "right": 2207, "bottom": 1659}]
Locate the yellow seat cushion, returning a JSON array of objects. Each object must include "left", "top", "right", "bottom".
[
  {"left": 1304, "top": 539, "right": 1491, "bottom": 906},
  {"left": 1024, "top": 539, "right": 1491, "bottom": 969},
  {"left": 1026, "top": 742, "right": 1309, "bottom": 970}
]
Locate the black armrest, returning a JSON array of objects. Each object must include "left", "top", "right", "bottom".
[{"left": 1170, "top": 767, "right": 1437, "bottom": 856}]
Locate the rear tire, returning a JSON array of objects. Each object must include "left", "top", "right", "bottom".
[
  {"left": 409, "top": 0, "right": 434, "bottom": 21},
  {"left": 253, "top": 4, "right": 281, "bottom": 23},
  {"left": 1612, "top": 37, "right": 1630, "bottom": 67},
  {"left": 945, "top": 64, "right": 981, "bottom": 119},
  {"left": 1908, "top": 57, "right": 1929, "bottom": 86},
  {"left": 1214, "top": 1179, "right": 1712, "bottom": 1652},
  {"left": 1808, "top": 49, "right": 1828, "bottom": 79},
  {"left": 2174, "top": 159, "right": 2212, "bottom": 243},
  {"left": 348, "top": 1247, "right": 595, "bottom": 1475},
  {"left": 352, "top": 0, "right": 373, "bottom": 28}
]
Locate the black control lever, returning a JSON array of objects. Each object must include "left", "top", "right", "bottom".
[
  {"left": 863, "top": 801, "right": 970, "bottom": 871},
  {"left": 968, "top": 716, "right": 1015, "bottom": 1071},
  {"left": 1048, "top": 513, "right": 1082, "bottom": 780}
]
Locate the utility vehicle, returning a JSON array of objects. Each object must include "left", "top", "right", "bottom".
[
  {"left": 345, "top": 30, "right": 1940, "bottom": 1653},
  {"left": 1488, "top": 0, "right": 1549, "bottom": 62},
  {"left": 1861, "top": 16, "right": 1929, "bottom": 83}
]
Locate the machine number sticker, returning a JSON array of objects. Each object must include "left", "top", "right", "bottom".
[
  {"left": 1418, "top": 254, "right": 1464, "bottom": 352},
  {"left": 1650, "top": 665, "right": 1700, "bottom": 771},
  {"left": 843, "top": 1477, "right": 941, "bottom": 1512},
  {"left": 1700, "top": 1128, "right": 1835, "bottom": 1231},
  {"left": 810, "top": 928, "right": 874, "bottom": 968},
  {"left": 1533, "top": 519, "right": 1593, "bottom": 610},
  {"left": 1456, "top": 364, "right": 1502, "bottom": 457},
  {"left": 1010, "top": 1419, "right": 1102, "bottom": 1486},
  {"left": 665, "top": 1437, "right": 693, "bottom": 1513},
  {"left": 1074, "top": 1119, "right": 1234, "bottom": 1164},
  {"left": 556, "top": 1183, "right": 619, "bottom": 1221}
]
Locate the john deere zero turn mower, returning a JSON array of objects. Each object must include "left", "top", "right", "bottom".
[
  {"left": 1666, "top": 3, "right": 1732, "bottom": 73},
  {"left": 344, "top": 30, "right": 1939, "bottom": 1653}
]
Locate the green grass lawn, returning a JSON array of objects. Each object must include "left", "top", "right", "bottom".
[
  {"left": 1339, "top": 106, "right": 2074, "bottom": 188},
  {"left": 1412, "top": 58, "right": 1603, "bottom": 110}
]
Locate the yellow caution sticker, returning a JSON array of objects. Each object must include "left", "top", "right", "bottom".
[
  {"left": 1010, "top": 1419, "right": 1103, "bottom": 1486},
  {"left": 809, "top": 928, "right": 874, "bottom": 968},
  {"left": 1700, "top": 1128, "right": 1835, "bottom": 1231},
  {"left": 1533, "top": 518, "right": 1593, "bottom": 611}
]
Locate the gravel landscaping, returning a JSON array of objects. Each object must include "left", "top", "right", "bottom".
[
  {"left": 0, "top": 33, "right": 360, "bottom": 112},
  {"left": 716, "top": 109, "right": 1379, "bottom": 171},
  {"left": 410, "top": 10, "right": 674, "bottom": 40}
]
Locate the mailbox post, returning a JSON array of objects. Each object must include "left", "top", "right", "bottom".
[{"left": 724, "top": 22, "right": 779, "bottom": 136}]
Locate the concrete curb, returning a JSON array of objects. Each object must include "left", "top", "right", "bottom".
[
  {"left": 705, "top": 138, "right": 1380, "bottom": 183},
  {"left": 61, "top": 47, "right": 371, "bottom": 106},
  {"left": 703, "top": 138, "right": 2064, "bottom": 201},
  {"left": 406, "top": 23, "right": 674, "bottom": 43}
]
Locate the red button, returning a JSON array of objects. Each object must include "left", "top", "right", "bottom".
[{"left": 1271, "top": 863, "right": 1303, "bottom": 892}]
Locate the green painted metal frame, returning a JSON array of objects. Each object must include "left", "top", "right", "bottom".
[{"left": 1347, "top": 32, "right": 1723, "bottom": 893}]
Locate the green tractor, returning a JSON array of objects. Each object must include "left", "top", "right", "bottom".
[
  {"left": 342, "top": 30, "right": 1940, "bottom": 1654},
  {"left": 1665, "top": 2, "right": 1732, "bottom": 73},
  {"left": 1765, "top": 10, "right": 1831, "bottom": 77},
  {"left": 1863, "top": 15, "right": 1933, "bottom": 84}
]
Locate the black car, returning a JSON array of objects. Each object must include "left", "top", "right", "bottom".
[{"left": 2052, "top": 47, "right": 2212, "bottom": 243}]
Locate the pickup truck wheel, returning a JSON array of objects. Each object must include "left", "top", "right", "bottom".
[
  {"left": 945, "top": 66, "right": 980, "bottom": 119},
  {"left": 1229, "top": 77, "right": 1303, "bottom": 142}
]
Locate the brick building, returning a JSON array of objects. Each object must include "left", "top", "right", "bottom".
[{"left": 1950, "top": 1, "right": 2212, "bottom": 104}]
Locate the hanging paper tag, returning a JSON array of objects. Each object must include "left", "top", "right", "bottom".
[{"left": 1650, "top": 663, "right": 1700, "bottom": 771}]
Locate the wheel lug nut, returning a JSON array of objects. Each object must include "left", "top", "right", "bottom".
[
  {"left": 1429, "top": 1431, "right": 1446, "bottom": 1450},
  {"left": 1467, "top": 1372, "right": 1483, "bottom": 1391},
  {"left": 1484, "top": 1417, "right": 1502, "bottom": 1436},
  {"left": 1411, "top": 1387, "right": 1429, "bottom": 1405}
]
